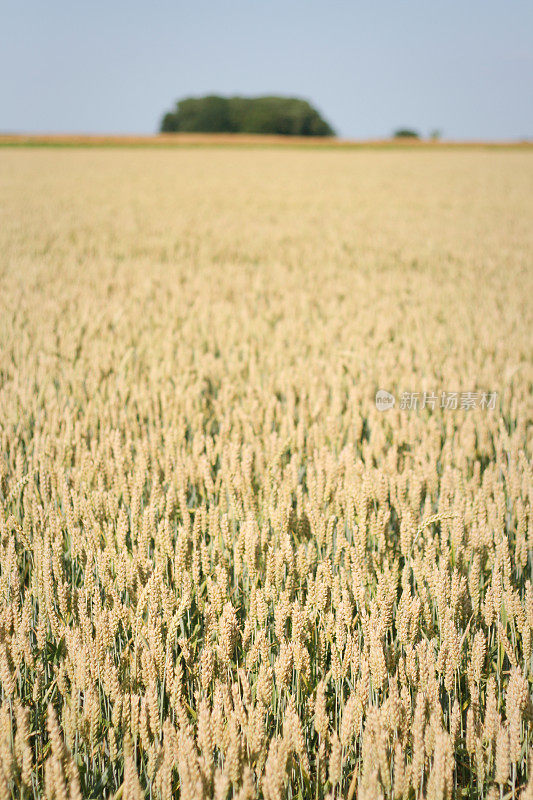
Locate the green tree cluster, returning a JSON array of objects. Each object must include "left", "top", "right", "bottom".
[
  {"left": 160, "top": 95, "right": 335, "bottom": 136},
  {"left": 393, "top": 128, "right": 420, "bottom": 139}
]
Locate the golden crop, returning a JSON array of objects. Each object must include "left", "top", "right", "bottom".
[{"left": 0, "top": 147, "right": 532, "bottom": 800}]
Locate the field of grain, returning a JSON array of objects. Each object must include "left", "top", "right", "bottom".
[{"left": 0, "top": 148, "right": 532, "bottom": 800}]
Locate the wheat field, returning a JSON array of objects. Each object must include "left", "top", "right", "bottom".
[{"left": 0, "top": 147, "right": 532, "bottom": 800}]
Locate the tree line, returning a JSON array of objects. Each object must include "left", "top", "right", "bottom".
[{"left": 160, "top": 95, "right": 335, "bottom": 136}]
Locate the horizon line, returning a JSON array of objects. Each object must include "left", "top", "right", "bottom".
[{"left": 1, "top": 132, "right": 532, "bottom": 148}]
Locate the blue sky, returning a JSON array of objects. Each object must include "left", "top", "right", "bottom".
[{"left": 2, "top": 0, "right": 532, "bottom": 139}]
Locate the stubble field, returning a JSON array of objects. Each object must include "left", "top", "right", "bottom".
[{"left": 0, "top": 147, "right": 532, "bottom": 800}]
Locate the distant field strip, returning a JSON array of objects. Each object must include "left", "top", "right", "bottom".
[{"left": 1, "top": 133, "right": 532, "bottom": 148}]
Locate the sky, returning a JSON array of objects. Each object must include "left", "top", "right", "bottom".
[{"left": 2, "top": 0, "right": 532, "bottom": 140}]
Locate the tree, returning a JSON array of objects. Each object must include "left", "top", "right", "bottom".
[
  {"left": 160, "top": 95, "right": 335, "bottom": 136},
  {"left": 393, "top": 128, "right": 420, "bottom": 139}
]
